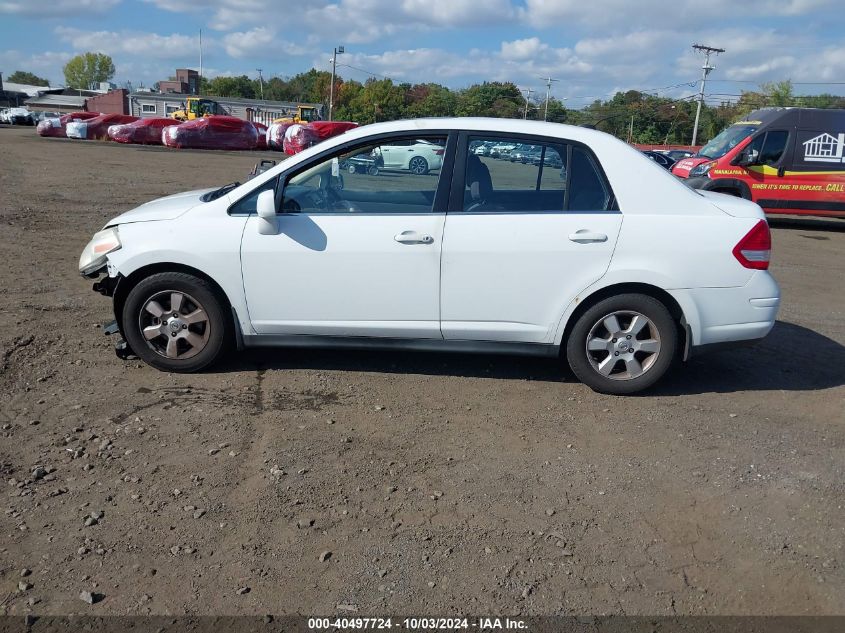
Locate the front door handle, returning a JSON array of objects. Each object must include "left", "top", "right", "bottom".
[
  {"left": 568, "top": 230, "right": 608, "bottom": 243},
  {"left": 394, "top": 230, "right": 434, "bottom": 245}
]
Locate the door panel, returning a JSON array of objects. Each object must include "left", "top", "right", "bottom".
[
  {"left": 241, "top": 213, "right": 445, "bottom": 337},
  {"left": 240, "top": 134, "right": 451, "bottom": 338},
  {"left": 441, "top": 212, "right": 622, "bottom": 342},
  {"left": 441, "top": 135, "right": 622, "bottom": 343}
]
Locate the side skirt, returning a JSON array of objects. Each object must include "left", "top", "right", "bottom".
[{"left": 241, "top": 334, "right": 560, "bottom": 358}]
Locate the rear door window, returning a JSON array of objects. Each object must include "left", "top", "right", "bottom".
[{"left": 460, "top": 136, "right": 613, "bottom": 212}]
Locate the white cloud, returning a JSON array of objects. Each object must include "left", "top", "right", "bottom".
[
  {"left": 0, "top": 0, "right": 119, "bottom": 16},
  {"left": 55, "top": 26, "right": 205, "bottom": 60},
  {"left": 500, "top": 38, "right": 547, "bottom": 61},
  {"left": 0, "top": 49, "right": 72, "bottom": 84},
  {"left": 223, "top": 27, "right": 310, "bottom": 58}
]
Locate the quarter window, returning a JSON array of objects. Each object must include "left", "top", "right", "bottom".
[{"left": 281, "top": 136, "right": 447, "bottom": 214}]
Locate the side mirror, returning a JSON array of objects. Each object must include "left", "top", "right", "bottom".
[
  {"left": 256, "top": 189, "right": 278, "bottom": 235},
  {"left": 736, "top": 148, "right": 760, "bottom": 167}
]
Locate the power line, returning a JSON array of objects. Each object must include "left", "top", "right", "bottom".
[{"left": 335, "top": 62, "right": 392, "bottom": 81}]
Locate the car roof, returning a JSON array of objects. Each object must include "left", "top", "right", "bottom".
[{"left": 339, "top": 117, "right": 618, "bottom": 146}]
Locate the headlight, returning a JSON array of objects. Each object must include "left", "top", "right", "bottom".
[
  {"left": 689, "top": 160, "right": 716, "bottom": 178},
  {"left": 79, "top": 227, "right": 121, "bottom": 276}
]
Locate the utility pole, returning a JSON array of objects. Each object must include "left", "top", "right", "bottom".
[
  {"left": 198, "top": 29, "right": 202, "bottom": 96},
  {"left": 540, "top": 76, "right": 559, "bottom": 121},
  {"left": 628, "top": 114, "right": 634, "bottom": 143},
  {"left": 256, "top": 68, "right": 264, "bottom": 100},
  {"left": 522, "top": 87, "right": 534, "bottom": 120},
  {"left": 690, "top": 43, "right": 724, "bottom": 146},
  {"left": 328, "top": 45, "right": 344, "bottom": 122}
]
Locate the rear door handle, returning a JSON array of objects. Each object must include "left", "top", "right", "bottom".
[
  {"left": 394, "top": 230, "right": 434, "bottom": 245},
  {"left": 568, "top": 230, "right": 608, "bottom": 243}
]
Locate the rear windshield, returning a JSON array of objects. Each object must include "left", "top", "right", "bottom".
[{"left": 697, "top": 124, "right": 758, "bottom": 159}]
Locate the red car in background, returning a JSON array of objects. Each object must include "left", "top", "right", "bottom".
[
  {"left": 108, "top": 118, "right": 177, "bottom": 145},
  {"left": 675, "top": 107, "right": 845, "bottom": 218},
  {"left": 36, "top": 111, "right": 100, "bottom": 138},
  {"left": 66, "top": 114, "right": 138, "bottom": 140}
]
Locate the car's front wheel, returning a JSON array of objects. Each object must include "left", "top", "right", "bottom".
[
  {"left": 122, "top": 272, "right": 230, "bottom": 373},
  {"left": 566, "top": 293, "right": 678, "bottom": 395},
  {"left": 408, "top": 156, "right": 429, "bottom": 175}
]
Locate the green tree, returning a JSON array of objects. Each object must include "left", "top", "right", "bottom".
[
  {"left": 6, "top": 70, "right": 50, "bottom": 86},
  {"left": 761, "top": 80, "right": 794, "bottom": 107},
  {"left": 456, "top": 82, "right": 523, "bottom": 118},
  {"left": 63, "top": 52, "right": 115, "bottom": 89},
  {"left": 205, "top": 75, "right": 255, "bottom": 98}
]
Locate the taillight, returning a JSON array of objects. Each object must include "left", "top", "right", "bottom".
[
  {"left": 732, "top": 220, "right": 771, "bottom": 270},
  {"left": 434, "top": 149, "right": 444, "bottom": 155}
]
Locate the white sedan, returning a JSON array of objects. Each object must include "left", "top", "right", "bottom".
[
  {"left": 79, "top": 118, "right": 780, "bottom": 394},
  {"left": 374, "top": 139, "right": 444, "bottom": 174}
]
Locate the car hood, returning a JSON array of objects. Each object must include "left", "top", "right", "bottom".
[
  {"left": 105, "top": 188, "right": 215, "bottom": 227},
  {"left": 699, "top": 190, "right": 765, "bottom": 220},
  {"left": 671, "top": 156, "right": 710, "bottom": 178}
]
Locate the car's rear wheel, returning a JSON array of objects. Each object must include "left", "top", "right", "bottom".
[
  {"left": 566, "top": 293, "right": 678, "bottom": 395},
  {"left": 408, "top": 156, "right": 429, "bottom": 175},
  {"left": 122, "top": 272, "right": 230, "bottom": 373}
]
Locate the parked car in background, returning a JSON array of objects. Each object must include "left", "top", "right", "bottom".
[
  {"left": 373, "top": 139, "right": 444, "bottom": 174},
  {"left": 80, "top": 117, "right": 779, "bottom": 395},
  {"left": 4, "top": 107, "right": 34, "bottom": 125},
  {"left": 664, "top": 149, "right": 695, "bottom": 161},
  {"left": 531, "top": 147, "right": 564, "bottom": 168},
  {"left": 642, "top": 150, "right": 676, "bottom": 170},
  {"left": 676, "top": 107, "right": 845, "bottom": 218},
  {"left": 507, "top": 144, "right": 533, "bottom": 162}
]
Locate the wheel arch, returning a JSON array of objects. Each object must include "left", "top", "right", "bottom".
[
  {"left": 702, "top": 178, "right": 752, "bottom": 200},
  {"left": 113, "top": 262, "right": 237, "bottom": 340},
  {"left": 558, "top": 282, "right": 689, "bottom": 357}
]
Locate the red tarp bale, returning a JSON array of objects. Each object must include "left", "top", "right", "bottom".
[
  {"left": 108, "top": 118, "right": 178, "bottom": 145},
  {"left": 308, "top": 121, "right": 358, "bottom": 140},
  {"left": 66, "top": 113, "right": 138, "bottom": 140},
  {"left": 266, "top": 121, "right": 293, "bottom": 151},
  {"left": 36, "top": 111, "right": 100, "bottom": 138},
  {"left": 283, "top": 124, "right": 319, "bottom": 155},
  {"left": 162, "top": 116, "right": 259, "bottom": 150},
  {"left": 252, "top": 121, "right": 268, "bottom": 150}
]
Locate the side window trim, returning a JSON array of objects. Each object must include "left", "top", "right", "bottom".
[{"left": 228, "top": 130, "right": 457, "bottom": 215}]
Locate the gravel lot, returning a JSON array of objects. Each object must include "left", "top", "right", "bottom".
[{"left": 0, "top": 125, "right": 843, "bottom": 617}]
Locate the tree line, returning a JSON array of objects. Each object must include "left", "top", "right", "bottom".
[
  {"left": 7, "top": 51, "right": 845, "bottom": 145},
  {"left": 199, "top": 70, "right": 845, "bottom": 145}
]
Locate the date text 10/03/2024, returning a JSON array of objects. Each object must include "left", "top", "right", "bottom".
[{"left": 307, "top": 618, "right": 528, "bottom": 630}]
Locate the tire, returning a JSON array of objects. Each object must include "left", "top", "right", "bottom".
[
  {"left": 565, "top": 293, "right": 678, "bottom": 395},
  {"left": 347, "top": 164, "right": 357, "bottom": 174},
  {"left": 408, "top": 156, "right": 429, "bottom": 175},
  {"left": 367, "top": 166, "right": 379, "bottom": 176},
  {"left": 122, "top": 272, "right": 230, "bottom": 373}
]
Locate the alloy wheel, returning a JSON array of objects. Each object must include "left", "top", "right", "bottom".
[
  {"left": 585, "top": 310, "right": 661, "bottom": 381},
  {"left": 138, "top": 290, "right": 211, "bottom": 360}
]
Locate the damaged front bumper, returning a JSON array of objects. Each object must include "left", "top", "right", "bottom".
[{"left": 91, "top": 274, "right": 137, "bottom": 360}]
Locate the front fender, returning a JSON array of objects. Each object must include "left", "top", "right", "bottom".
[{"left": 105, "top": 214, "right": 253, "bottom": 336}]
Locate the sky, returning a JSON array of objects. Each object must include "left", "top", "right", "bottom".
[{"left": 2, "top": 0, "right": 845, "bottom": 108}]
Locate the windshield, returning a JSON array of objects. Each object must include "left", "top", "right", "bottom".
[{"left": 697, "top": 124, "right": 758, "bottom": 159}]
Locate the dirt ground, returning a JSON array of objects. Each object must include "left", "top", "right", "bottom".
[{"left": 0, "top": 125, "right": 843, "bottom": 617}]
